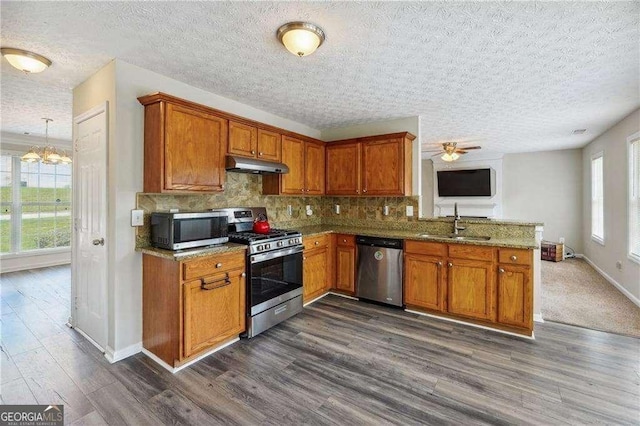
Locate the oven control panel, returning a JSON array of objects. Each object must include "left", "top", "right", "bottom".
[{"left": 250, "top": 236, "right": 302, "bottom": 254}]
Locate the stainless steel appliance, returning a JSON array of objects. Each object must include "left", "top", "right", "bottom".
[
  {"left": 356, "top": 235, "right": 404, "bottom": 307},
  {"left": 150, "top": 211, "right": 228, "bottom": 250},
  {"left": 218, "top": 207, "right": 303, "bottom": 338}
]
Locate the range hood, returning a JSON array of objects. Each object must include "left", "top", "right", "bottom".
[{"left": 225, "top": 155, "right": 289, "bottom": 174}]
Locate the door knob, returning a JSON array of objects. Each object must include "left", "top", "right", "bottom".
[{"left": 92, "top": 238, "right": 104, "bottom": 246}]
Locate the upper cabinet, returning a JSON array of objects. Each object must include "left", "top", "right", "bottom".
[
  {"left": 228, "top": 121, "right": 282, "bottom": 162},
  {"left": 325, "top": 132, "right": 415, "bottom": 196},
  {"left": 263, "top": 136, "right": 325, "bottom": 195},
  {"left": 139, "top": 93, "right": 228, "bottom": 193}
]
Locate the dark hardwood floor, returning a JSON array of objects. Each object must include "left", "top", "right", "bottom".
[{"left": 1, "top": 265, "right": 639, "bottom": 425}]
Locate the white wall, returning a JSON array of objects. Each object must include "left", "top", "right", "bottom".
[
  {"left": 503, "top": 149, "right": 583, "bottom": 252},
  {"left": 321, "top": 117, "right": 422, "bottom": 212},
  {"left": 582, "top": 109, "right": 640, "bottom": 303},
  {"left": 421, "top": 159, "right": 434, "bottom": 217},
  {"left": 72, "top": 59, "right": 326, "bottom": 359}
]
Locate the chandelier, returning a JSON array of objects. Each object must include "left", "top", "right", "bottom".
[{"left": 21, "top": 118, "right": 72, "bottom": 164}]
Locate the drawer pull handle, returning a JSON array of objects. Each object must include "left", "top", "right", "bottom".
[
  {"left": 274, "top": 306, "right": 287, "bottom": 315},
  {"left": 201, "top": 274, "right": 231, "bottom": 290},
  {"left": 499, "top": 268, "right": 505, "bottom": 273},
  {"left": 510, "top": 255, "right": 517, "bottom": 261},
  {"left": 215, "top": 263, "right": 223, "bottom": 268}
]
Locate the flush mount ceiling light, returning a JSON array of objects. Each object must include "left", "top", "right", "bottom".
[
  {"left": 277, "top": 22, "right": 325, "bottom": 57},
  {"left": 1, "top": 47, "right": 51, "bottom": 73}
]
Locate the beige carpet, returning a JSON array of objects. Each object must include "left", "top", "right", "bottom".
[{"left": 541, "top": 258, "right": 640, "bottom": 338}]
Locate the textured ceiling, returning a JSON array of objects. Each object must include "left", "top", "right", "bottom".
[{"left": 1, "top": 1, "right": 638, "bottom": 153}]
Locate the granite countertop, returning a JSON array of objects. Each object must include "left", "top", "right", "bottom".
[
  {"left": 417, "top": 217, "right": 544, "bottom": 226},
  {"left": 138, "top": 242, "right": 246, "bottom": 261},
  {"left": 296, "top": 225, "right": 538, "bottom": 249}
]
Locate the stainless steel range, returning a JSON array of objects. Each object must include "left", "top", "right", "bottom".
[{"left": 217, "top": 207, "right": 303, "bottom": 338}]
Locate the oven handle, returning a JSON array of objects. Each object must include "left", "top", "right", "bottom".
[
  {"left": 200, "top": 273, "right": 231, "bottom": 290},
  {"left": 250, "top": 245, "right": 304, "bottom": 264}
]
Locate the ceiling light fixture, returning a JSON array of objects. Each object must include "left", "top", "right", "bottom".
[
  {"left": 1, "top": 48, "right": 51, "bottom": 73},
  {"left": 21, "top": 118, "right": 71, "bottom": 165},
  {"left": 441, "top": 152, "right": 460, "bottom": 162},
  {"left": 277, "top": 22, "right": 325, "bottom": 57}
]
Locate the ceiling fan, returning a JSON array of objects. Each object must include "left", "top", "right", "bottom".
[{"left": 423, "top": 141, "right": 482, "bottom": 162}]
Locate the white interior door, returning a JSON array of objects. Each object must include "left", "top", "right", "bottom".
[{"left": 73, "top": 102, "right": 108, "bottom": 350}]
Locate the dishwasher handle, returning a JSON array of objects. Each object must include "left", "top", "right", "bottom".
[{"left": 355, "top": 235, "right": 403, "bottom": 249}]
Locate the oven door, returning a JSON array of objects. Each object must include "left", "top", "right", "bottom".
[{"left": 249, "top": 246, "right": 303, "bottom": 316}]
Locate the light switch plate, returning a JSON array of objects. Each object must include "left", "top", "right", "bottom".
[
  {"left": 335, "top": 204, "right": 340, "bottom": 214},
  {"left": 131, "top": 209, "right": 144, "bottom": 227},
  {"left": 383, "top": 206, "right": 390, "bottom": 216},
  {"left": 406, "top": 206, "right": 414, "bottom": 217},
  {"left": 287, "top": 205, "right": 293, "bottom": 216}
]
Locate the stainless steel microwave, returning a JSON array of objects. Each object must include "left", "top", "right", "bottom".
[{"left": 150, "top": 211, "right": 228, "bottom": 250}]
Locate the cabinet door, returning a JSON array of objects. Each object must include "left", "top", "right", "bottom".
[
  {"left": 281, "top": 136, "right": 306, "bottom": 194},
  {"left": 303, "top": 247, "right": 328, "bottom": 303},
  {"left": 326, "top": 142, "right": 361, "bottom": 195},
  {"left": 362, "top": 138, "right": 404, "bottom": 195},
  {"left": 165, "top": 103, "right": 228, "bottom": 192},
  {"left": 335, "top": 245, "right": 356, "bottom": 294},
  {"left": 305, "top": 141, "right": 325, "bottom": 195},
  {"left": 257, "top": 129, "right": 281, "bottom": 162},
  {"left": 446, "top": 259, "right": 495, "bottom": 321},
  {"left": 497, "top": 265, "right": 532, "bottom": 329},
  {"left": 404, "top": 254, "right": 444, "bottom": 311},
  {"left": 183, "top": 268, "right": 245, "bottom": 358},
  {"left": 228, "top": 121, "right": 257, "bottom": 158}
]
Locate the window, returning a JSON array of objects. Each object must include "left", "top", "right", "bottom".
[
  {"left": 591, "top": 152, "right": 604, "bottom": 244},
  {"left": 0, "top": 153, "right": 72, "bottom": 255},
  {"left": 629, "top": 134, "right": 640, "bottom": 263}
]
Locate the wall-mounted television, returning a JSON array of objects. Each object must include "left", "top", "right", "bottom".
[{"left": 437, "top": 168, "right": 495, "bottom": 197}]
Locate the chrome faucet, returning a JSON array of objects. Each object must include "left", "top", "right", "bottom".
[{"left": 453, "top": 203, "right": 466, "bottom": 235}]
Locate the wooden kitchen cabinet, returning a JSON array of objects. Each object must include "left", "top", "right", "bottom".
[
  {"left": 302, "top": 234, "right": 333, "bottom": 302},
  {"left": 446, "top": 258, "right": 495, "bottom": 322},
  {"left": 335, "top": 234, "right": 356, "bottom": 295},
  {"left": 404, "top": 254, "right": 445, "bottom": 311},
  {"left": 497, "top": 264, "right": 532, "bottom": 329},
  {"left": 143, "top": 250, "right": 246, "bottom": 368},
  {"left": 263, "top": 136, "right": 325, "bottom": 195},
  {"left": 139, "top": 93, "right": 228, "bottom": 193},
  {"left": 325, "top": 132, "right": 414, "bottom": 196},
  {"left": 228, "top": 121, "right": 282, "bottom": 162}
]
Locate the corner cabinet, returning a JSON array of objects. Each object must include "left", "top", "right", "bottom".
[
  {"left": 263, "top": 136, "right": 325, "bottom": 195},
  {"left": 404, "top": 241, "right": 533, "bottom": 336},
  {"left": 143, "top": 251, "right": 246, "bottom": 368},
  {"left": 325, "top": 132, "right": 415, "bottom": 196},
  {"left": 138, "top": 93, "right": 228, "bottom": 193}
]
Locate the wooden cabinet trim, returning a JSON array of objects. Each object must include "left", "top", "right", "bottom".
[
  {"left": 327, "top": 131, "right": 416, "bottom": 144},
  {"left": 405, "top": 240, "right": 447, "bottom": 257},
  {"left": 448, "top": 244, "right": 495, "bottom": 262}
]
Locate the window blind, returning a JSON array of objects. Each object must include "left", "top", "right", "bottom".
[{"left": 591, "top": 154, "right": 604, "bottom": 243}]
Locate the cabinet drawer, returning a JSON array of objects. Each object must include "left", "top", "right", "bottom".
[
  {"left": 448, "top": 244, "right": 495, "bottom": 262},
  {"left": 183, "top": 251, "right": 245, "bottom": 281},
  {"left": 303, "top": 234, "right": 330, "bottom": 250},
  {"left": 498, "top": 248, "right": 532, "bottom": 266},
  {"left": 336, "top": 234, "right": 355, "bottom": 247},
  {"left": 405, "top": 240, "right": 447, "bottom": 257}
]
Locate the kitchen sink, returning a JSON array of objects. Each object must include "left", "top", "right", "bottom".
[{"left": 416, "top": 233, "right": 491, "bottom": 241}]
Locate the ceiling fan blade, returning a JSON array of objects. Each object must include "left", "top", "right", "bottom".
[
  {"left": 430, "top": 152, "right": 444, "bottom": 158},
  {"left": 455, "top": 149, "right": 469, "bottom": 154},
  {"left": 460, "top": 146, "right": 482, "bottom": 150}
]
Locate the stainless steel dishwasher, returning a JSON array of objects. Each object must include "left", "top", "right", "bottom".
[{"left": 356, "top": 235, "right": 403, "bottom": 307}]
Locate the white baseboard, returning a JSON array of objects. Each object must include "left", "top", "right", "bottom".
[
  {"left": 142, "top": 337, "right": 239, "bottom": 374},
  {"left": 105, "top": 342, "right": 142, "bottom": 363},
  {"left": 578, "top": 255, "right": 640, "bottom": 308},
  {"left": 533, "top": 313, "right": 544, "bottom": 323},
  {"left": 405, "top": 309, "right": 535, "bottom": 340},
  {"left": 75, "top": 327, "right": 106, "bottom": 353},
  {"left": 0, "top": 256, "right": 71, "bottom": 273}
]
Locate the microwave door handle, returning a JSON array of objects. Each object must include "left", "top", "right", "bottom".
[
  {"left": 200, "top": 273, "right": 231, "bottom": 290},
  {"left": 251, "top": 245, "right": 303, "bottom": 264}
]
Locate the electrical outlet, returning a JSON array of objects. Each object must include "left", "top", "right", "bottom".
[
  {"left": 383, "top": 206, "right": 390, "bottom": 216},
  {"left": 287, "top": 205, "right": 293, "bottom": 216},
  {"left": 616, "top": 261, "right": 623, "bottom": 270},
  {"left": 334, "top": 204, "right": 340, "bottom": 214},
  {"left": 131, "top": 209, "right": 144, "bottom": 227},
  {"left": 559, "top": 237, "right": 565, "bottom": 244},
  {"left": 406, "top": 206, "right": 414, "bottom": 217}
]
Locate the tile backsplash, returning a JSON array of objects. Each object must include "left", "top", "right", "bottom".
[{"left": 135, "top": 173, "right": 421, "bottom": 248}]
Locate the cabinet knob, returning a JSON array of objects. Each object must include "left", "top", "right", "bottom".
[
  {"left": 363, "top": 189, "right": 368, "bottom": 193},
  {"left": 301, "top": 189, "right": 305, "bottom": 193},
  {"left": 499, "top": 268, "right": 505, "bottom": 273},
  {"left": 510, "top": 255, "right": 517, "bottom": 261},
  {"left": 448, "top": 262, "right": 453, "bottom": 268},
  {"left": 251, "top": 150, "right": 256, "bottom": 154},
  {"left": 343, "top": 239, "right": 347, "bottom": 243},
  {"left": 241, "top": 272, "right": 246, "bottom": 277},
  {"left": 216, "top": 263, "right": 222, "bottom": 268},
  {"left": 259, "top": 152, "right": 263, "bottom": 156},
  {"left": 315, "top": 241, "right": 319, "bottom": 245},
  {"left": 437, "top": 261, "right": 442, "bottom": 267},
  {"left": 303, "top": 256, "right": 307, "bottom": 260},
  {"left": 356, "top": 190, "right": 359, "bottom": 194},
  {"left": 221, "top": 184, "right": 224, "bottom": 189}
]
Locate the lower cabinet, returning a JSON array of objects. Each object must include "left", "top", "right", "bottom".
[
  {"left": 303, "top": 235, "right": 333, "bottom": 303},
  {"left": 404, "top": 241, "right": 533, "bottom": 335},
  {"left": 183, "top": 267, "right": 245, "bottom": 358},
  {"left": 335, "top": 234, "right": 356, "bottom": 295},
  {"left": 143, "top": 250, "right": 246, "bottom": 368}
]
